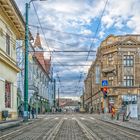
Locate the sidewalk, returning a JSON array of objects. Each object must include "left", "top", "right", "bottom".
[
  {"left": 92, "top": 113, "right": 140, "bottom": 131},
  {"left": 0, "top": 114, "right": 47, "bottom": 131},
  {"left": 0, "top": 119, "right": 22, "bottom": 130}
]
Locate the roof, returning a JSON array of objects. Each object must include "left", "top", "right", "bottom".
[
  {"left": 33, "top": 32, "right": 51, "bottom": 75},
  {"left": 34, "top": 33, "right": 42, "bottom": 48},
  {"left": 34, "top": 52, "right": 51, "bottom": 74},
  {"left": 100, "top": 34, "right": 140, "bottom": 48},
  {"left": 0, "top": 0, "right": 25, "bottom": 39}
]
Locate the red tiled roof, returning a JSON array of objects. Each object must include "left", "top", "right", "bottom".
[
  {"left": 44, "top": 59, "right": 51, "bottom": 74},
  {"left": 33, "top": 32, "right": 51, "bottom": 74},
  {"left": 34, "top": 52, "right": 51, "bottom": 74}
]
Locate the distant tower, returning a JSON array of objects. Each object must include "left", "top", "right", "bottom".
[{"left": 34, "top": 31, "right": 43, "bottom": 51}]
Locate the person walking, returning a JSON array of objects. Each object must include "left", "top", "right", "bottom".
[
  {"left": 111, "top": 106, "right": 115, "bottom": 120},
  {"left": 31, "top": 106, "right": 35, "bottom": 119},
  {"left": 28, "top": 104, "right": 31, "bottom": 119},
  {"left": 18, "top": 104, "right": 24, "bottom": 118}
]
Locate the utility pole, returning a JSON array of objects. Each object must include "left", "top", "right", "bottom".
[
  {"left": 24, "top": 3, "right": 29, "bottom": 121},
  {"left": 91, "top": 75, "right": 93, "bottom": 107},
  {"left": 24, "top": 0, "right": 47, "bottom": 122},
  {"left": 58, "top": 88, "right": 59, "bottom": 108},
  {"left": 83, "top": 90, "right": 84, "bottom": 108},
  {"left": 53, "top": 79, "right": 56, "bottom": 107}
]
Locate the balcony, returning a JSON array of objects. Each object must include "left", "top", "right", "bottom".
[{"left": 102, "top": 65, "right": 116, "bottom": 74}]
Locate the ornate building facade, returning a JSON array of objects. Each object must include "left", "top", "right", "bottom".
[
  {"left": 84, "top": 34, "right": 140, "bottom": 118},
  {"left": 17, "top": 32, "right": 54, "bottom": 114}
]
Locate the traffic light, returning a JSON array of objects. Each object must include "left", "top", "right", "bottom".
[{"left": 101, "top": 87, "right": 108, "bottom": 98}]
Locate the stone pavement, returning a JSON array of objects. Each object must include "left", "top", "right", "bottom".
[
  {"left": 92, "top": 113, "right": 140, "bottom": 131},
  {"left": 0, "top": 114, "right": 47, "bottom": 131}
]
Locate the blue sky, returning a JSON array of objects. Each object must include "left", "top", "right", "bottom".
[{"left": 15, "top": 0, "right": 140, "bottom": 99}]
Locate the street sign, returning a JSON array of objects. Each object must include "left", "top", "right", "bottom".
[{"left": 102, "top": 80, "right": 108, "bottom": 86}]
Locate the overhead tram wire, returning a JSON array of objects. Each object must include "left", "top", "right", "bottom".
[
  {"left": 29, "top": 24, "right": 95, "bottom": 40},
  {"left": 29, "top": 50, "right": 96, "bottom": 52},
  {"left": 32, "top": 1, "right": 96, "bottom": 95},
  {"left": 32, "top": 2, "right": 74, "bottom": 80},
  {"left": 86, "top": 0, "right": 109, "bottom": 61},
  {"left": 32, "top": 2, "right": 95, "bottom": 80},
  {"left": 32, "top": 2, "right": 51, "bottom": 55},
  {"left": 47, "top": 38, "right": 78, "bottom": 47},
  {"left": 75, "top": 0, "right": 109, "bottom": 95}
]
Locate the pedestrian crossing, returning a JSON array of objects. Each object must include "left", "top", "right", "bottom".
[{"left": 43, "top": 116, "right": 96, "bottom": 121}]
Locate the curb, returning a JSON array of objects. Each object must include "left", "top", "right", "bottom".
[
  {"left": 0, "top": 121, "right": 21, "bottom": 131},
  {"left": 0, "top": 117, "right": 43, "bottom": 131},
  {"left": 98, "top": 118, "right": 140, "bottom": 132}
]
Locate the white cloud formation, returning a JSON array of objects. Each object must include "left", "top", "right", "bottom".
[
  {"left": 15, "top": 0, "right": 140, "bottom": 97},
  {"left": 101, "top": 0, "right": 140, "bottom": 32}
]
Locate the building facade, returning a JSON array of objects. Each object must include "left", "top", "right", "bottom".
[
  {"left": 17, "top": 32, "right": 54, "bottom": 114},
  {"left": 0, "top": 0, "right": 24, "bottom": 120},
  {"left": 84, "top": 34, "right": 140, "bottom": 118}
]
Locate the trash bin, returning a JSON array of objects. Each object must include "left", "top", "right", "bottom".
[{"left": 2, "top": 110, "right": 8, "bottom": 120}]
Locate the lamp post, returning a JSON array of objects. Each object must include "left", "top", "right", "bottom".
[
  {"left": 53, "top": 79, "right": 56, "bottom": 107},
  {"left": 24, "top": 0, "right": 47, "bottom": 121}
]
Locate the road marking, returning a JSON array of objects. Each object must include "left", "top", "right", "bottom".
[
  {"left": 72, "top": 117, "right": 76, "bottom": 120},
  {"left": 64, "top": 117, "right": 68, "bottom": 120},
  {"left": 44, "top": 118, "right": 48, "bottom": 120},
  {"left": 54, "top": 117, "right": 59, "bottom": 120},
  {"left": 80, "top": 117, "right": 85, "bottom": 120},
  {"left": 90, "top": 117, "right": 95, "bottom": 120}
]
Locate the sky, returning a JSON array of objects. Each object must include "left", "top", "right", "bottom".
[{"left": 15, "top": 0, "right": 140, "bottom": 99}]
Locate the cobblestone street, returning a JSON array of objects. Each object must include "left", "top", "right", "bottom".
[{"left": 0, "top": 114, "right": 140, "bottom": 140}]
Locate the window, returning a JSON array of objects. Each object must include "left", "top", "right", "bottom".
[
  {"left": 123, "top": 75, "right": 134, "bottom": 86},
  {"left": 108, "top": 76, "right": 113, "bottom": 86},
  {"left": 95, "top": 66, "right": 100, "bottom": 84},
  {"left": 123, "top": 55, "right": 133, "bottom": 66},
  {"left": 6, "top": 33, "right": 10, "bottom": 55},
  {"left": 5, "top": 81, "right": 11, "bottom": 108},
  {"left": 108, "top": 54, "right": 113, "bottom": 62},
  {"left": 122, "top": 95, "right": 137, "bottom": 105}
]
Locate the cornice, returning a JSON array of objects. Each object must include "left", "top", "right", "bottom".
[{"left": 0, "top": 48, "right": 20, "bottom": 72}]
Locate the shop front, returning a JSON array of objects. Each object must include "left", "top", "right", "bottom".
[{"left": 121, "top": 94, "right": 137, "bottom": 118}]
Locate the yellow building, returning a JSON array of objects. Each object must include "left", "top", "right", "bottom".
[{"left": 0, "top": 0, "right": 24, "bottom": 120}]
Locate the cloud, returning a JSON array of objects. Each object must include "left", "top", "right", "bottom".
[
  {"left": 101, "top": 0, "right": 140, "bottom": 32},
  {"left": 15, "top": 0, "right": 140, "bottom": 98}
]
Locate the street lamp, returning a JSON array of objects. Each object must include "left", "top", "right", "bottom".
[{"left": 24, "top": 0, "right": 47, "bottom": 121}]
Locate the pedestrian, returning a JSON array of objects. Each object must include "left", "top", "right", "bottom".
[
  {"left": 18, "top": 104, "right": 24, "bottom": 118},
  {"left": 31, "top": 106, "right": 35, "bottom": 119},
  {"left": 28, "top": 104, "right": 31, "bottom": 119},
  {"left": 111, "top": 106, "right": 115, "bottom": 119}
]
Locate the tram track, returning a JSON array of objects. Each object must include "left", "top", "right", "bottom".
[
  {"left": 79, "top": 116, "right": 140, "bottom": 140},
  {"left": 53, "top": 115, "right": 97, "bottom": 140},
  {"left": 0, "top": 117, "right": 58, "bottom": 140},
  {"left": 1, "top": 114, "right": 139, "bottom": 140}
]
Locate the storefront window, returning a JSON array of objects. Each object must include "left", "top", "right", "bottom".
[{"left": 122, "top": 95, "right": 137, "bottom": 105}]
